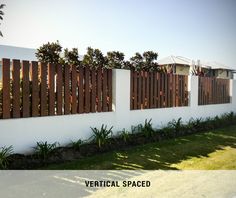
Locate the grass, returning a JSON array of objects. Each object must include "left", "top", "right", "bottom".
[{"left": 45, "top": 125, "right": 236, "bottom": 170}]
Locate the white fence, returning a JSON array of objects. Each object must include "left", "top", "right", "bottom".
[{"left": 0, "top": 69, "right": 236, "bottom": 153}]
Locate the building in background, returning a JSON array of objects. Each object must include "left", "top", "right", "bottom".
[{"left": 0, "top": 45, "right": 37, "bottom": 80}]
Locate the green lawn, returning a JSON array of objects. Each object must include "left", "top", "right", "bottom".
[{"left": 45, "top": 125, "right": 236, "bottom": 170}]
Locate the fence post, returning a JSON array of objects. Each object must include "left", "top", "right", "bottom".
[
  {"left": 112, "top": 69, "right": 131, "bottom": 130},
  {"left": 190, "top": 76, "right": 199, "bottom": 108}
]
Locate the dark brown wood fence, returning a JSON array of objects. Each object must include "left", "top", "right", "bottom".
[
  {"left": 0, "top": 58, "right": 112, "bottom": 119},
  {"left": 198, "top": 76, "right": 230, "bottom": 105},
  {"left": 130, "top": 70, "right": 189, "bottom": 110}
]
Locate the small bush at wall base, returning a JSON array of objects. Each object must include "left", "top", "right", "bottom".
[
  {"left": 34, "top": 141, "right": 59, "bottom": 161},
  {"left": 0, "top": 146, "right": 13, "bottom": 169},
  {"left": 119, "top": 129, "right": 131, "bottom": 143},
  {"left": 90, "top": 125, "right": 113, "bottom": 148},
  {"left": 70, "top": 139, "right": 83, "bottom": 150},
  {"left": 141, "top": 119, "right": 155, "bottom": 138}
]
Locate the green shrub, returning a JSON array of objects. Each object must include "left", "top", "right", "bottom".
[
  {"left": 71, "top": 139, "right": 83, "bottom": 150},
  {"left": 34, "top": 141, "right": 59, "bottom": 161},
  {"left": 141, "top": 119, "right": 155, "bottom": 138},
  {"left": 119, "top": 129, "right": 130, "bottom": 143},
  {"left": 90, "top": 125, "right": 113, "bottom": 148},
  {"left": 168, "top": 118, "right": 183, "bottom": 135},
  {"left": 0, "top": 145, "right": 13, "bottom": 169}
]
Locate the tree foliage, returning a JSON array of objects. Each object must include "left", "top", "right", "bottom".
[
  {"left": 0, "top": 4, "right": 6, "bottom": 37},
  {"left": 82, "top": 47, "right": 106, "bottom": 68},
  {"left": 36, "top": 41, "right": 62, "bottom": 64},
  {"left": 106, "top": 51, "right": 125, "bottom": 69}
]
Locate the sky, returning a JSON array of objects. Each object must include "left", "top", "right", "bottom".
[{"left": 0, "top": 0, "right": 236, "bottom": 68}]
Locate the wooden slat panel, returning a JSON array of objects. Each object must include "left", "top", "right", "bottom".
[
  {"left": 102, "top": 68, "right": 108, "bottom": 112},
  {"left": 157, "top": 73, "right": 161, "bottom": 108},
  {"left": 84, "top": 66, "right": 90, "bottom": 113},
  {"left": 160, "top": 73, "right": 164, "bottom": 108},
  {"left": 146, "top": 71, "right": 150, "bottom": 108},
  {"left": 2, "top": 58, "right": 11, "bottom": 119},
  {"left": 130, "top": 70, "right": 134, "bottom": 110},
  {"left": 150, "top": 72, "right": 154, "bottom": 108},
  {"left": 12, "top": 59, "right": 21, "bottom": 118},
  {"left": 96, "top": 67, "right": 102, "bottom": 112},
  {"left": 175, "top": 75, "right": 179, "bottom": 107},
  {"left": 169, "top": 74, "right": 173, "bottom": 107},
  {"left": 137, "top": 71, "right": 142, "bottom": 109},
  {"left": 22, "top": 60, "right": 30, "bottom": 117},
  {"left": 78, "top": 67, "right": 84, "bottom": 113},
  {"left": 91, "top": 69, "right": 96, "bottom": 113},
  {"left": 40, "top": 63, "right": 47, "bottom": 116},
  {"left": 153, "top": 72, "right": 157, "bottom": 108},
  {"left": 31, "top": 61, "right": 39, "bottom": 117},
  {"left": 56, "top": 64, "right": 63, "bottom": 115},
  {"left": 184, "top": 75, "right": 188, "bottom": 106},
  {"left": 107, "top": 69, "right": 112, "bottom": 111},
  {"left": 142, "top": 71, "right": 146, "bottom": 109},
  {"left": 133, "top": 71, "right": 137, "bottom": 109},
  {"left": 48, "top": 63, "right": 55, "bottom": 116},
  {"left": 71, "top": 65, "right": 77, "bottom": 114},
  {"left": 64, "top": 64, "right": 70, "bottom": 114},
  {"left": 172, "top": 74, "right": 176, "bottom": 107}
]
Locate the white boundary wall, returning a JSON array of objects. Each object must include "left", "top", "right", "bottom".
[{"left": 0, "top": 69, "right": 236, "bottom": 153}]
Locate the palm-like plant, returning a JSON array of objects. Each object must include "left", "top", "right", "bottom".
[{"left": 0, "top": 4, "right": 6, "bottom": 37}]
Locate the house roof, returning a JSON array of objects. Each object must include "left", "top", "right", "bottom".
[
  {"left": 157, "top": 55, "right": 192, "bottom": 66},
  {"left": 200, "top": 61, "right": 235, "bottom": 71}
]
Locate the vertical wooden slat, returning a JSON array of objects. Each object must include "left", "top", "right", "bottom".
[
  {"left": 157, "top": 73, "right": 161, "bottom": 108},
  {"left": 12, "top": 59, "right": 21, "bottom": 118},
  {"left": 40, "top": 63, "right": 47, "bottom": 116},
  {"left": 146, "top": 71, "right": 150, "bottom": 108},
  {"left": 96, "top": 67, "right": 102, "bottom": 112},
  {"left": 64, "top": 64, "right": 70, "bottom": 114},
  {"left": 22, "top": 60, "right": 30, "bottom": 117},
  {"left": 172, "top": 74, "right": 176, "bottom": 107},
  {"left": 137, "top": 71, "right": 142, "bottom": 109},
  {"left": 107, "top": 69, "right": 112, "bottom": 111},
  {"left": 56, "top": 64, "right": 63, "bottom": 115},
  {"left": 184, "top": 75, "right": 188, "bottom": 106},
  {"left": 175, "top": 75, "right": 179, "bottom": 107},
  {"left": 78, "top": 67, "right": 84, "bottom": 113},
  {"left": 71, "top": 65, "right": 77, "bottom": 114},
  {"left": 133, "top": 71, "right": 137, "bottom": 109},
  {"left": 2, "top": 58, "right": 11, "bottom": 119},
  {"left": 84, "top": 66, "right": 90, "bottom": 113},
  {"left": 169, "top": 74, "right": 173, "bottom": 107},
  {"left": 164, "top": 74, "right": 168, "bottom": 107},
  {"left": 150, "top": 72, "right": 154, "bottom": 108},
  {"left": 130, "top": 70, "right": 134, "bottom": 110},
  {"left": 48, "top": 63, "right": 55, "bottom": 116},
  {"left": 31, "top": 61, "right": 39, "bottom": 117},
  {"left": 102, "top": 68, "right": 108, "bottom": 112},
  {"left": 91, "top": 69, "right": 96, "bottom": 113},
  {"left": 142, "top": 71, "right": 146, "bottom": 109},
  {"left": 153, "top": 72, "right": 157, "bottom": 108}
]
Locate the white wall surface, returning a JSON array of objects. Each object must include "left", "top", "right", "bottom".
[{"left": 0, "top": 69, "right": 236, "bottom": 154}]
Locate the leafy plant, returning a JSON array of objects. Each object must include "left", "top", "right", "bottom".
[
  {"left": 131, "top": 124, "right": 143, "bottom": 134},
  {"left": 34, "top": 141, "right": 59, "bottom": 161},
  {"left": 63, "top": 48, "right": 81, "bottom": 67},
  {"left": 106, "top": 51, "right": 125, "bottom": 69},
  {"left": 82, "top": 47, "right": 106, "bottom": 69},
  {"left": 71, "top": 139, "right": 83, "bottom": 150},
  {"left": 36, "top": 41, "right": 62, "bottom": 64},
  {"left": 0, "top": 4, "right": 6, "bottom": 37},
  {"left": 119, "top": 129, "right": 130, "bottom": 143},
  {"left": 168, "top": 118, "right": 183, "bottom": 135},
  {"left": 90, "top": 125, "right": 113, "bottom": 148},
  {"left": 0, "top": 145, "right": 13, "bottom": 169},
  {"left": 141, "top": 119, "right": 155, "bottom": 138}
]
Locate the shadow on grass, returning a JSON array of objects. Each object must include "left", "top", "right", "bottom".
[{"left": 46, "top": 125, "right": 236, "bottom": 170}]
